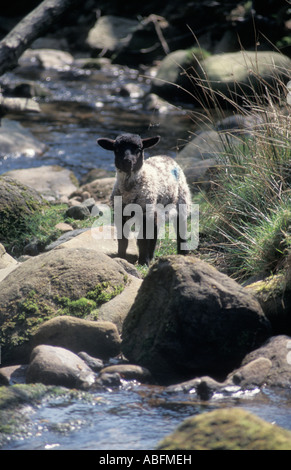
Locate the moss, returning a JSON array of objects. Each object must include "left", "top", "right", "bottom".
[{"left": 157, "top": 408, "right": 291, "bottom": 450}]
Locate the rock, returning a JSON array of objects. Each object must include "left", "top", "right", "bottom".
[
  {"left": 122, "top": 255, "right": 271, "bottom": 383},
  {"left": 79, "top": 168, "right": 115, "bottom": 185},
  {"left": 143, "top": 93, "right": 177, "bottom": 114},
  {"left": 0, "top": 243, "right": 19, "bottom": 283},
  {"left": 166, "top": 356, "right": 273, "bottom": 399},
  {"left": 193, "top": 51, "right": 291, "bottom": 104},
  {"left": 94, "top": 372, "right": 122, "bottom": 389},
  {"left": 176, "top": 131, "right": 226, "bottom": 167},
  {"left": 26, "top": 345, "right": 96, "bottom": 389},
  {"left": 227, "top": 357, "right": 272, "bottom": 389},
  {"left": 244, "top": 272, "right": 291, "bottom": 335},
  {"left": 0, "top": 365, "right": 28, "bottom": 385},
  {"left": 4, "top": 165, "right": 78, "bottom": 201},
  {"left": 0, "top": 176, "right": 45, "bottom": 252},
  {"left": 2, "top": 81, "right": 51, "bottom": 99},
  {"left": 100, "top": 364, "right": 153, "bottom": 383},
  {"left": 239, "top": 335, "right": 291, "bottom": 388},
  {"left": 76, "top": 177, "right": 116, "bottom": 204},
  {"left": 157, "top": 408, "right": 291, "bottom": 450},
  {"left": 86, "top": 15, "right": 139, "bottom": 56},
  {"left": 97, "top": 276, "right": 142, "bottom": 333},
  {"left": 0, "top": 119, "right": 47, "bottom": 157},
  {"left": 65, "top": 204, "right": 90, "bottom": 220},
  {"left": 77, "top": 352, "right": 104, "bottom": 372},
  {"left": 19, "top": 48, "right": 74, "bottom": 70},
  {"left": 54, "top": 222, "right": 73, "bottom": 233},
  {"left": 47, "top": 225, "right": 138, "bottom": 264},
  {"left": 0, "top": 95, "right": 41, "bottom": 116},
  {"left": 0, "top": 246, "right": 130, "bottom": 364},
  {"left": 30, "top": 316, "right": 121, "bottom": 360},
  {"left": 150, "top": 48, "right": 210, "bottom": 103},
  {"left": 44, "top": 228, "right": 88, "bottom": 250},
  {"left": 151, "top": 50, "right": 291, "bottom": 106}
]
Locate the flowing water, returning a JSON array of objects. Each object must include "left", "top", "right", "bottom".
[{"left": 1, "top": 60, "right": 291, "bottom": 450}]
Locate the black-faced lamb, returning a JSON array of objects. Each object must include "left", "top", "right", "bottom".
[{"left": 97, "top": 133, "right": 191, "bottom": 265}]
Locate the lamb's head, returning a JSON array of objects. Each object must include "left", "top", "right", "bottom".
[{"left": 97, "top": 133, "right": 160, "bottom": 174}]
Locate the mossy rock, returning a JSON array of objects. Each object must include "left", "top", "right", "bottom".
[
  {"left": 245, "top": 272, "right": 291, "bottom": 335},
  {"left": 0, "top": 247, "right": 129, "bottom": 364},
  {"left": 0, "top": 176, "right": 46, "bottom": 255},
  {"left": 157, "top": 408, "right": 291, "bottom": 450},
  {"left": 151, "top": 50, "right": 291, "bottom": 106}
]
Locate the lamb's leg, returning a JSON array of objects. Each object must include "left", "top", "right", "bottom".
[
  {"left": 177, "top": 204, "right": 190, "bottom": 255},
  {"left": 117, "top": 215, "right": 129, "bottom": 259},
  {"left": 137, "top": 213, "right": 157, "bottom": 266}
]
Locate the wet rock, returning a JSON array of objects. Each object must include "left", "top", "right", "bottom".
[
  {"left": 94, "top": 372, "right": 122, "bottom": 389},
  {"left": 100, "top": 364, "right": 153, "bottom": 383},
  {"left": 3, "top": 81, "right": 52, "bottom": 99},
  {"left": 3, "top": 165, "right": 78, "bottom": 201},
  {"left": 239, "top": 335, "right": 291, "bottom": 388},
  {"left": 31, "top": 316, "right": 121, "bottom": 361},
  {"left": 0, "top": 95, "right": 41, "bottom": 116},
  {"left": 227, "top": 357, "right": 272, "bottom": 389},
  {"left": 122, "top": 255, "right": 271, "bottom": 383},
  {"left": 157, "top": 408, "right": 291, "bottom": 450},
  {"left": 0, "top": 119, "right": 46, "bottom": 157},
  {"left": 77, "top": 352, "right": 104, "bottom": 372},
  {"left": 0, "top": 365, "right": 28, "bottom": 385},
  {"left": 19, "top": 48, "right": 74, "bottom": 70},
  {"left": 0, "top": 247, "right": 129, "bottom": 364},
  {"left": 26, "top": 345, "right": 96, "bottom": 389}
]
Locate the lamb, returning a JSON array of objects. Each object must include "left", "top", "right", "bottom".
[{"left": 97, "top": 133, "right": 192, "bottom": 265}]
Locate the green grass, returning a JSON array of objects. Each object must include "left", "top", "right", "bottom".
[
  {"left": 192, "top": 78, "right": 291, "bottom": 281},
  {"left": 2, "top": 203, "right": 105, "bottom": 257}
]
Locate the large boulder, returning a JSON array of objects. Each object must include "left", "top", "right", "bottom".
[
  {"left": 0, "top": 246, "right": 130, "bottom": 364},
  {"left": 151, "top": 50, "right": 291, "bottom": 105},
  {"left": 157, "top": 408, "right": 291, "bottom": 450},
  {"left": 122, "top": 256, "right": 271, "bottom": 383},
  {"left": 3, "top": 165, "right": 78, "bottom": 201}
]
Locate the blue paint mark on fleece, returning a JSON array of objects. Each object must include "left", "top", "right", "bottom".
[{"left": 171, "top": 167, "right": 179, "bottom": 181}]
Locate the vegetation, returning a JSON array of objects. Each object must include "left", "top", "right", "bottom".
[{"left": 189, "top": 66, "right": 291, "bottom": 283}]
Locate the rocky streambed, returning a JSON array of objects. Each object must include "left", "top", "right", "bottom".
[{"left": 0, "top": 31, "right": 291, "bottom": 449}]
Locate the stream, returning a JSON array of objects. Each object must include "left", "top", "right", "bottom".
[{"left": 1, "top": 59, "right": 291, "bottom": 450}]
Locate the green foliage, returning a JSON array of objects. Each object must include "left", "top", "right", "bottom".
[{"left": 197, "top": 102, "right": 291, "bottom": 280}]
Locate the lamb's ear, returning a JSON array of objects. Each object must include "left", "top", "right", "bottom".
[
  {"left": 97, "top": 138, "right": 115, "bottom": 151},
  {"left": 142, "top": 136, "right": 160, "bottom": 149}
]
